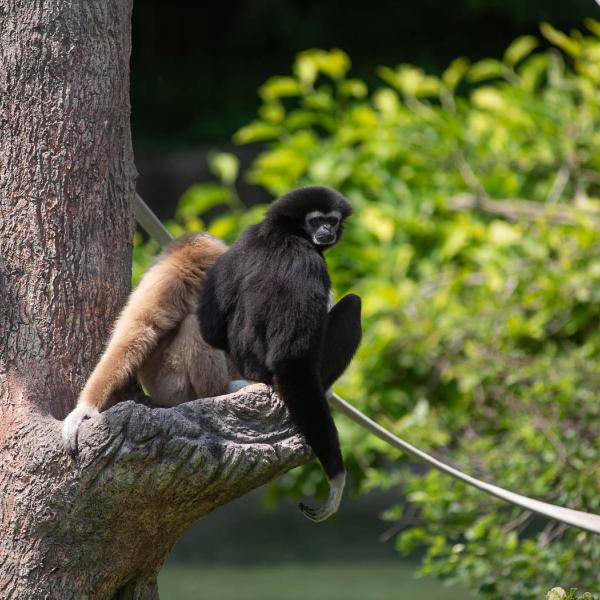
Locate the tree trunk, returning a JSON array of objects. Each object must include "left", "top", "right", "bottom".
[{"left": 0, "top": 2, "right": 310, "bottom": 598}]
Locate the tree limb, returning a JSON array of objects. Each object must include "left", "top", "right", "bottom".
[
  {"left": 448, "top": 193, "right": 599, "bottom": 225},
  {"left": 2, "top": 384, "right": 311, "bottom": 599}
]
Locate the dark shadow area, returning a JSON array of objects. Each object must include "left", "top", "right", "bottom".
[{"left": 132, "top": 0, "right": 595, "bottom": 147}]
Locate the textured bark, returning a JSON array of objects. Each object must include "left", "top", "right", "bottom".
[
  {"left": 0, "top": 386, "right": 310, "bottom": 599},
  {"left": 0, "top": 0, "right": 136, "bottom": 418},
  {"left": 0, "top": 2, "right": 311, "bottom": 598}
]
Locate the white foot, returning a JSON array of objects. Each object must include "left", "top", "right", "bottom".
[
  {"left": 228, "top": 379, "right": 251, "bottom": 393},
  {"left": 299, "top": 471, "right": 346, "bottom": 522},
  {"left": 62, "top": 404, "right": 99, "bottom": 456}
]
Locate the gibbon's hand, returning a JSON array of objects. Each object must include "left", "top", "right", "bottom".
[
  {"left": 62, "top": 404, "right": 99, "bottom": 457},
  {"left": 299, "top": 471, "right": 346, "bottom": 522}
]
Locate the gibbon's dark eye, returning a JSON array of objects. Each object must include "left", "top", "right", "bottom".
[
  {"left": 308, "top": 217, "right": 321, "bottom": 229},
  {"left": 325, "top": 217, "right": 339, "bottom": 227}
]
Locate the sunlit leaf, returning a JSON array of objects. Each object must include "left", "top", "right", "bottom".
[
  {"left": 504, "top": 35, "right": 538, "bottom": 66},
  {"left": 178, "top": 183, "right": 230, "bottom": 218},
  {"left": 540, "top": 23, "right": 582, "bottom": 56},
  {"left": 233, "top": 121, "right": 281, "bottom": 144},
  {"left": 468, "top": 59, "right": 505, "bottom": 82},
  {"left": 443, "top": 57, "right": 470, "bottom": 90},
  {"left": 259, "top": 76, "right": 303, "bottom": 101},
  {"left": 208, "top": 152, "right": 239, "bottom": 185}
]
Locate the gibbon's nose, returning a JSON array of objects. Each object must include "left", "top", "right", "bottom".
[{"left": 314, "top": 226, "right": 336, "bottom": 245}]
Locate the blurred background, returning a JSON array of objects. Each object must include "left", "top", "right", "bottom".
[
  {"left": 133, "top": 0, "right": 596, "bottom": 217},
  {"left": 131, "top": 1, "right": 600, "bottom": 598}
]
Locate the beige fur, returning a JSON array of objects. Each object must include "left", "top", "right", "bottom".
[{"left": 62, "top": 233, "right": 236, "bottom": 451}]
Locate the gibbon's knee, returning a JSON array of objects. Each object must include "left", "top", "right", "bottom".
[
  {"left": 140, "top": 314, "right": 236, "bottom": 406},
  {"left": 320, "top": 294, "right": 362, "bottom": 390}
]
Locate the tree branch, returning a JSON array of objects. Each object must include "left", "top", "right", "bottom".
[
  {"left": 448, "top": 193, "right": 600, "bottom": 225},
  {"left": 4, "top": 384, "right": 311, "bottom": 599}
]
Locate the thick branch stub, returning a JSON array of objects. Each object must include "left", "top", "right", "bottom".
[
  {"left": 2, "top": 384, "right": 311, "bottom": 600},
  {"left": 74, "top": 383, "right": 312, "bottom": 522}
]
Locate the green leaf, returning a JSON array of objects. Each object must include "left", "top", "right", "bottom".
[
  {"left": 504, "top": 35, "right": 538, "bottom": 66},
  {"left": 518, "top": 53, "right": 549, "bottom": 92},
  {"left": 584, "top": 18, "right": 600, "bottom": 37},
  {"left": 259, "top": 76, "right": 303, "bottom": 101},
  {"left": 233, "top": 121, "right": 281, "bottom": 144},
  {"left": 442, "top": 57, "right": 470, "bottom": 90},
  {"left": 177, "top": 183, "right": 229, "bottom": 218},
  {"left": 319, "top": 49, "right": 351, "bottom": 79},
  {"left": 465, "top": 514, "right": 496, "bottom": 541},
  {"left": 293, "top": 49, "right": 351, "bottom": 84},
  {"left": 376, "top": 64, "right": 439, "bottom": 96},
  {"left": 468, "top": 58, "right": 505, "bottom": 82},
  {"left": 294, "top": 52, "right": 318, "bottom": 86},
  {"left": 540, "top": 23, "right": 581, "bottom": 56},
  {"left": 258, "top": 102, "right": 285, "bottom": 124},
  {"left": 471, "top": 87, "right": 506, "bottom": 111},
  {"left": 338, "top": 79, "right": 368, "bottom": 98},
  {"left": 208, "top": 152, "right": 239, "bottom": 185},
  {"left": 488, "top": 221, "right": 519, "bottom": 246},
  {"left": 373, "top": 88, "right": 400, "bottom": 115}
]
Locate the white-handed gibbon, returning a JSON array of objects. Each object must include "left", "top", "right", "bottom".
[
  {"left": 197, "top": 186, "right": 362, "bottom": 522},
  {"left": 62, "top": 232, "right": 245, "bottom": 455}
]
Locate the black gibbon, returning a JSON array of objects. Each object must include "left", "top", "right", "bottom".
[
  {"left": 197, "top": 186, "right": 362, "bottom": 522},
  {"left": 62, "top": 233, "right": 246, "bottom": 454}
]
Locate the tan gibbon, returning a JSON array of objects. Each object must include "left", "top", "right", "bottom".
[{"left": 62, "top": 232, "right": 246, "bottom": 454}]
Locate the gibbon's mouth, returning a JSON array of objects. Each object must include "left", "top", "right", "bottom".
[{"left": 313, "top": 233, "right": 336, "bottom": 245}]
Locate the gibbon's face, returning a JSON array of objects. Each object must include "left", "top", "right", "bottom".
[{"left": 304, "top": 210, "right": 342, "bottom": 247}]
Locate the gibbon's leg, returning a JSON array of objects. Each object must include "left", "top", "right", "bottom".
[
  {"left": 197, "top": 271, "right": 229, "bottom": 352},
  {"left": 274, "top": 360, "right": 345, "bottom": 522},
  {"left": 140, "top": 314, "right": 230, "bottom": 406},
  {"left": 62, "top": 278, "right": 190, "bottom": 454},
  {"left": 320, "top": 294, "right": 362, "bottom": 390},
  {"left": 63, "top": 233, "right": 229, "bottom": 454},
  {"left": 61, "top": 313, "right": 173, "bottom": 454},
  {"left": 182, "top": 314, "right": 236, "bottom": 400}
]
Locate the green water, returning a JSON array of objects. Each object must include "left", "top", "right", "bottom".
[{"left": 159, "top": 563, "right": 468, "bottom": 600}]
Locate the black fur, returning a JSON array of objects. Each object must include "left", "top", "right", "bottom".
[{"left": 198, "top": 186, "right": 361, "bottom": 498}]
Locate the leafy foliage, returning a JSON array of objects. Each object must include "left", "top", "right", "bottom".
[
  {"left": 135, "top": 22, "right": 600, "bottom": 598},
  {"left": 546, "top": 589, "right": 597, "bottom": 600}
]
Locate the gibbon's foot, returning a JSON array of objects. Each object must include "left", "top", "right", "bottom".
[
  {"left": 228, "top": 379, "right": 251, "bottom": 393},
  {"left": 299, "top": 471, "right": 346, "bottom": 523},
  {"left": 61, "top": 404, "right": 99, "bottom": 457}
]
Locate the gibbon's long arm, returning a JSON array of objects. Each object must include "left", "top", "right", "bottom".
[
  {"left": 62, "top": 249, "right": 192, "bottom": 452},
  {"left": 62, "top": 221, "right": 227, "bottom": 454},
  {"left": 134, "top": 194, "right": 600, "bottom": 536}
]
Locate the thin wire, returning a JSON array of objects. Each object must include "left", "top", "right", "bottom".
[
  {"left": 330, "top": 393, "right": 600, "bottom": 535},
  {"left": 134, "top": 193, "right": 173, "bottom": 248},
  {"left": 134, "top": 193, "right": 600, "bottom": 536}
]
